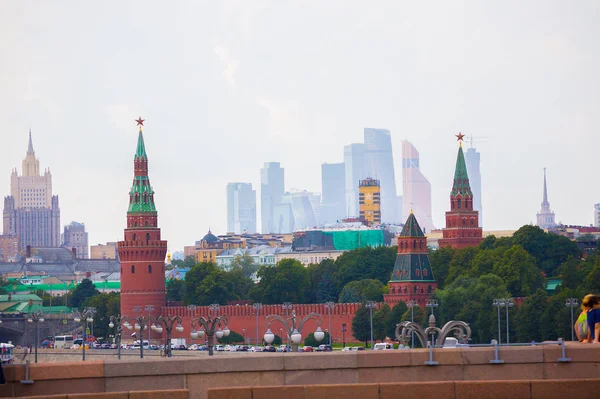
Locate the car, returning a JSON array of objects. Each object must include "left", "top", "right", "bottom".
[
  {"left": 342, "top": 347, "right": 352, "bottom": 352},
  {"left": 277, "top": 345, "right": 290, "bottom": 352},
  {"left": 215, "top": 345, "right": 225, "bottom": 352},
  {"left": 349, "top": 346, "right": 365, "bottom": 351},
  {"left": 263, "top": 345, "right": 276, "bottom": 352},
  {"left": 248, "top": 346, "right": 263, "bottom": 352},
  {"left": 149, "top": 345, "right": 160, "bottom": 350},
  {"left": 302, "top": 346, "right": 314, "bottom": 352},
  {"left": 315, "top": 344, "right": 333, "bottom": 352},
  {"left": 91, "top": 342, "right": 102, "bottom": 349},
  {"left": 100, "top": 343, "right": 111, "bottom": 349}
]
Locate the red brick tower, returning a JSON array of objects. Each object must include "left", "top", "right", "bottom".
[
  {"left": 118, "top": 118, "right": 167, "bottom": 318},
  {"left": 384, "top": 212, "right": 437, "bottom": 307},
  {"left": 438, "top": 133, "right": 483, "bottom": 249}
]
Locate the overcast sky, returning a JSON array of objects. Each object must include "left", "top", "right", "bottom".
[{"left": 1, "top": 1, "right": 598, "bottom": 252}]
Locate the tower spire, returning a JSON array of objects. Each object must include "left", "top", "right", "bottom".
[
  {"left": 542, "top": 167, "right": 548, "bottom": 205},
  {"left": 27, "top": 129, "right": 35, "bottom": 155},
  {"left": 450, "top": 140, "right": 473, "bottom": 197}
]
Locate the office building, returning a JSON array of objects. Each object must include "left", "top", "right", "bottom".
[
  {"left": 401, "top": 140, "right": 435, "bottom": 233},
  {"left": 62, "top": 221, "right": 88, "bottom": 259},
  {"left": 536, "top": 168, "right": 557, "bottom": 229},
  {"left": 595, "top": 204, "right": 600, "bottom": 228},
  {"left": 465, "top": 146, "right": 483, "bottom": 227},
  {"left": 0, "top": 234, "right": 19, "bottom": 262},
  {"left": 364, "top": 128, "right": 398, "bottom": 223},
  {"left": 344, "top": 143, "right": 366, "bottom": 218},
  {"left": 320, "top": 162, "right": 346, "bottom": 225},
  {"left": 226, "top": 182, "right": 257, "bottom": 234},
  {"left": 90, "top": 242, "right": 118, "bottom": 260},
  {"left": 3, "top": 131, "right": 61, "bottom": 249},
  {"left": 359, "top": 177, "right": 381, "bottom": 225},
  {"left": 260, "top": 162, "right": 285, "bottom": 234}
]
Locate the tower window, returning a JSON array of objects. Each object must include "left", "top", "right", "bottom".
[
  {"left": 131, "top": 265, "right": 135, "bottom": 274},
  {"left": 457, "top": 199, "right": 462, "bottom": 208},
  {"left": 133, "top": 233, "right": 137, "bottom": 241},
  {"left": 146, "top": 233, "right": 150, "bottom": 243},
  {"left": 148, "top": 265, "right": 152, "bottom": 273}
]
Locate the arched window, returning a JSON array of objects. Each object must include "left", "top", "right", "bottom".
[
  {"left": 457, "top": 199, "right": 462, "bottom": 208},
  {"left": 145, "top": 221, "right": 149, "bottom": 227},
  {"left": 146, "top": 233, "right": 150, "bottom": 243},
  {"left": 133, "top": 233, "right": 137, "bottom": 241},
  {"left": 428, "top": 285, "right": 433, "bottom": 293},
  {"left": 462, "top": 219, "right": 466, "bottom": 226},
  {"left": 134, "top": 221, "right": 138, "bottom": 227},
  {"left": 419, "top": 240, "right": 423, "bottom": 249},
  {"left": 413, "top": 286, "right": 417, "bottom": 294},
  {"left": 413, "top": 240, "right": 416, "bottom": 249},
  {"left": 148, "top": 265, "right": 152, "bottom": 273},
  {"left": 131, "top": 265, "right": 135, "bottom": 274}
]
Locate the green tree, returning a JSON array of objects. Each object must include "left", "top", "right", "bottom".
[
  {"left": 306, "top": 259, "right": 339, "bottom": 304},
  {"left": 516, "top": 289, "right": 548, "bottom": 342},
  {"left": 334, "top": 246, "right": 397, "bottom": 289},
  {"left": 70, "top": 279, "right": 100, "bottom": 308},
  {"left": 445, "top": 247, "right": 477, "bottom": 286},
  {"left": 166, "top": 279, "right": 185, "bottom": 302},
  {"left": 183, "top": 262, "right": 253, "bottom": 305},
  {"left": 557, "top": 256, "right": 581, "bottom": 291},
  {"left": 429, "top": 246, "right": 455, "bottom": 288},
  {"left": 583, "top": 257, "right": 600, "bottom": 292},
  {"left": 385, "top": 301, "right": 408, "bottom": 339},
  {"left": 81, "top": 292, "right": 120, "bottom": 340},
  {"left": 338, "top": 279, "right": 385, "bottom": 303},
  {"left": 373, "top": 303, "right": 390, "bottom": 341},
  {"left": 351, "top": 305, "right": 372, "bottom": 346},
  {"left": 249, "top": 259, "right": 310, "bottom": 304},
  {"left": 492, "top": 245, "right": 544, "bottom": 297},
  {"left": 171, "top": 255, "right": 197, "bottom": 269},
  {"left": 230, "top": 254, "right": 259, "bottom": 279},
  {"left": 217, "top": 330, "right": 244, "bottom": 344},
  {"left": 400, "top": 305, "right": 426, "bottom": 327}
]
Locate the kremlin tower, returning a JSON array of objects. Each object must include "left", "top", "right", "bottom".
[
  {"left": 384, "top": 211, "right": 437, "bottom": 307},
  {"left": 438, "top": 133, "right": 483, "bottom": 249},
  {"left": 118, "top": 118, "right": 168, "bottom": 318}
]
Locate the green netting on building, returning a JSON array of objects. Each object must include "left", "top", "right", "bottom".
[{"left": 323, "top": 230, "right": 385, "bottom": 251}]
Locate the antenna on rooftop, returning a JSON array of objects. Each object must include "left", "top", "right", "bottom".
[{"left": 465, "top": 135, "right": 488, "bottom": 149}]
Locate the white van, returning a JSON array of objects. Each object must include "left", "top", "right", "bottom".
[
  {"left": 54, "top": 335, "right": 74, "bottom": 349},
  {"left": 373, "top": 343, "right": 393, "bottom": 350}
]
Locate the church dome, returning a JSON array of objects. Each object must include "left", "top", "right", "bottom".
[{"left": 202, "top": 231, "right": 219, "bottom": 244}]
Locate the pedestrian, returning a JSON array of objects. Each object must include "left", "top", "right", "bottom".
[
  {"left": 582, "top": 294, "right": 600, "bottom": 343},
  {"left": 575, "top": 295, "right": 593, "bottom": 342}
]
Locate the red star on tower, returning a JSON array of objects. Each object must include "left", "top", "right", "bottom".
[
  {"left": 455, "top": 132, "right": 465, "bottom": 142},
  {"left": 135, "top": 117, "right": 145, "bottom": 127}
]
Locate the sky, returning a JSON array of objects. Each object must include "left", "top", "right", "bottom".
[{"left": 1, "top": 1, "right": 599, "bottom": 252}]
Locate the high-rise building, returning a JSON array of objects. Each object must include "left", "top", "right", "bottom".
[
  {"left": 595, "top": 204, "right": 600, "bottom": 228},
  {"left": 438, "top": 134, "right": 483, "bottom": 249},
  {"left": 536, "top": 168, "right": 557, "bottom": 229},
  {"left": 344, "top": 143, "right": 366, "bottom": 218},
  {"left": 62, "top": 221, "right": 88, "bottom": 259},
  {"left": 90, "top": 242, "right": 118, "bottom": 260},
  {"left": 0, "top": 234, "right": 19, "bottom": 262},
  {"left": 401, "top": 141, "right": 435, "bottom": 233},
  {"left": 118, "top": 119, "right": 167, "bottom": 319},
  {"left": 364, "top": 128, "right": 398, "bottom": 223},
  {"left": 384, "top": 212, "right": 437, "bottom": 308},
  {"left": 261, "top": 162, "right": 285, "bottom": 234},
  {"left": 3, "top": 131, "right": 61, "bottom": 249},
  {"left": 226, "top": 183, "right": 257, "bottom": 234},
  {"left": 359, "top": 177, "right": 381, "bottom": 225},
  {"left": 320, "top": 162, "right": 346, "bottom": 225},
  {"left": 465, "top": 146, "right": 483, "bottom": 228}
]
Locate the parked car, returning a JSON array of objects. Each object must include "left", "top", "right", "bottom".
[
  {"left": 276, "top": 345, "right": 289, "bottom": 352},
  {"left": 100, "top": 343, "right": 111, "bottom": 349},
  {"left": 263, "top": 345, "right": 276, "bottom": 352},
  {"left": 373, "top": 343, "right": 393, "bottom": 350},
  {"left": 248, "top": 346, "right": 263, "bottom": 352},
  {"left": 315, "top": 344, "right": 332, "bottom": 352},
  {"left": 215, "top": 345, "right": 225, "bottom": 352},
  {"left": 303, "top": 346, "right": 314, "bottom": 352}
]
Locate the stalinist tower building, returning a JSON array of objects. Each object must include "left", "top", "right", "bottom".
[
  {"left": 3, "top": 132, "right": 61, "bottom": 249},
  {"left": 536, "top": 168, "right": 557, "bottom": 229}
]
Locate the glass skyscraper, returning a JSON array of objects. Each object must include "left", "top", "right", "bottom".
[
  {"left": 227, "top": 182, "right": 257, "bottom": 234},
  {"left": 344, "top": 143, "right": 366, "bottom": 219},
  {"left": 364, "top": 128, "right": 398, "bottom": 224},
  {"left": 320, "top": 162, "right": 346, "bottom": 225},
  {"left": 260, "top": 162, "right": 284, "bottom": 233},
  {"left": 401, "top": 140, "right": 435, "bottom": 233},
  {"left": 465, "top": 147, "right": 483, "bottom": 228}
]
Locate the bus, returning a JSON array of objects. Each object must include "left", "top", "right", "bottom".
[{"left": 54, "top": 335, "right": 74, "bottom": 349}]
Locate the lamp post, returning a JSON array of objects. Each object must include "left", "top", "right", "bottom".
[
  {"left": 341, "top": 323, "right": 347, "bottom": 348},
  {"left": 263, "top": 309, "right": 324, "bottom": 353},
  {"left": 126, "top": 307, "right": 150, "bottom": 359},
  {"left": 566, "top": 298, "right": 579, "bottom": 341},
  {"left": 407, "top": 300, "right": 418, "bottom": 348},
  {"left": 145, "top": 305, "right": 155, "bottom": 345},
  {"left": 492, "top": 299, "right": 504, "bottom": 344},
  {"left": 73, "top": 307, "right": 96, "bottom": 361},
  {"left": 324, "top": 301, "right": 335, "bottom": 346},
  {"left": 27, "top": 310, "right": 44, "bottom": 363},
  {"left": 191, "top": 314, "right": 230, "bottom": 356},
  {"left": 282, "top": 302, "right": 293, "bottom": 348},
  {"left": 153, "top": 315, "right": 184, "bottom": 357},
  {"left": 242, "top": 328, "right": 245, "bottom": 344},
  {"left": 252, "top": 303, "right": 262, "bottom": 346},
  {"left": 425, "top": 299, "right": 438, "bottom": 317},
  {"left": 504, "top": 298, "right": 514, "bottom": 344},
  {"left": 109, "top": 315, "right": 127, "bottom": 360},
  {"left": 365, "top": 301, "right": 376, "bottom": 349}
]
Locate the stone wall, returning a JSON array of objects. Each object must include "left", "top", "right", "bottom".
[{"left": 0, "top": 343, "right": 598, "bottom": 399}]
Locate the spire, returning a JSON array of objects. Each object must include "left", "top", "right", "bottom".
[
  {"left": 135, "top": 128, "right": 147, "bottom": 159},
  {"left": 450, "top": 143, "right": 473, "bottom": 197},
  {"left": 400, "top": 212, "right": 424, "bottom": 237},
  {"left": 542, "top": 168, "right": 549, "bottom": 205},
  {"left": 27, "top": 129, "right": 35, "bottom": 155},
  {"left": 128, "top": 118, "right": 156, "bottom": 214}
]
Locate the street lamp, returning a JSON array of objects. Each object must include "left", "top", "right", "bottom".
[
  {"left": 492, "top": 298, "right": 503, "bottom": 344},
  {"left": 407, "top": 300, "right": 418, "bottom": 348},
  {"left": 252, "top": 303, "right": 262, "bottom": 346},
  {"left": 73, "top": 307, "right": 96, "bottom": 361},
  {"left": 324, "top": 301, "right": 335, "bottom": 346},
  {"left": 191, "top": 314, "right": 230, "bottom": 356},
  {"left": 242, "top": 328, "right": 246, "bottom": 344},
  {"left": 27, "top": 310, "right": 44, "bottom": 363},
  {"left": 425, "top": 299, "right": 439, "bottom": 316},
  {"left": 341, "top": 323, "right": 347, "bottom": 348},
  {"left": 263, "top": 309, "right": 324, "bottom": 353},
  {"left": 209, "top": 303, "right": 220, "bottom": 318},
  {"left": 365, "top": 301, "right": 377, "bottom": 349},
  {"left": 504, "top": 298, "right": 514, "bottom": 344},
  {"left": 145, "top": 305, "right": 155, "bottom": 344},
  {"left": 126, "top": 307, "right": 150, "bottom": 359},
  {"left": 109, "top": 315, "right": 127, "bottom": 360},
  {"left": 566, "top": 298, "right": 579, "bottom": 341},
  {"left": 282, "top": 302, "right": 293, "bottom": 348},
  {"left": 153, "top": 315, "right": 184, "bottom": 357}
]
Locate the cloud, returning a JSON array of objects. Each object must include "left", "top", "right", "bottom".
[
  {"left": 214, "top": 45, "right": 238, "bottom": 89},
  {"left": 255, "top": 96, "right": 305, "bottom": 138}
]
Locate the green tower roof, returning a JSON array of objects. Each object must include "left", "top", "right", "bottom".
[
  {"left": 400, "top": 212, "right": 424, "bottom": 237},
  {"left": 451, "top": 144, "right": 473, "bottom": 197},
  {"left": 135, "top": 128, "right": 147, "bottom": 159}
]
